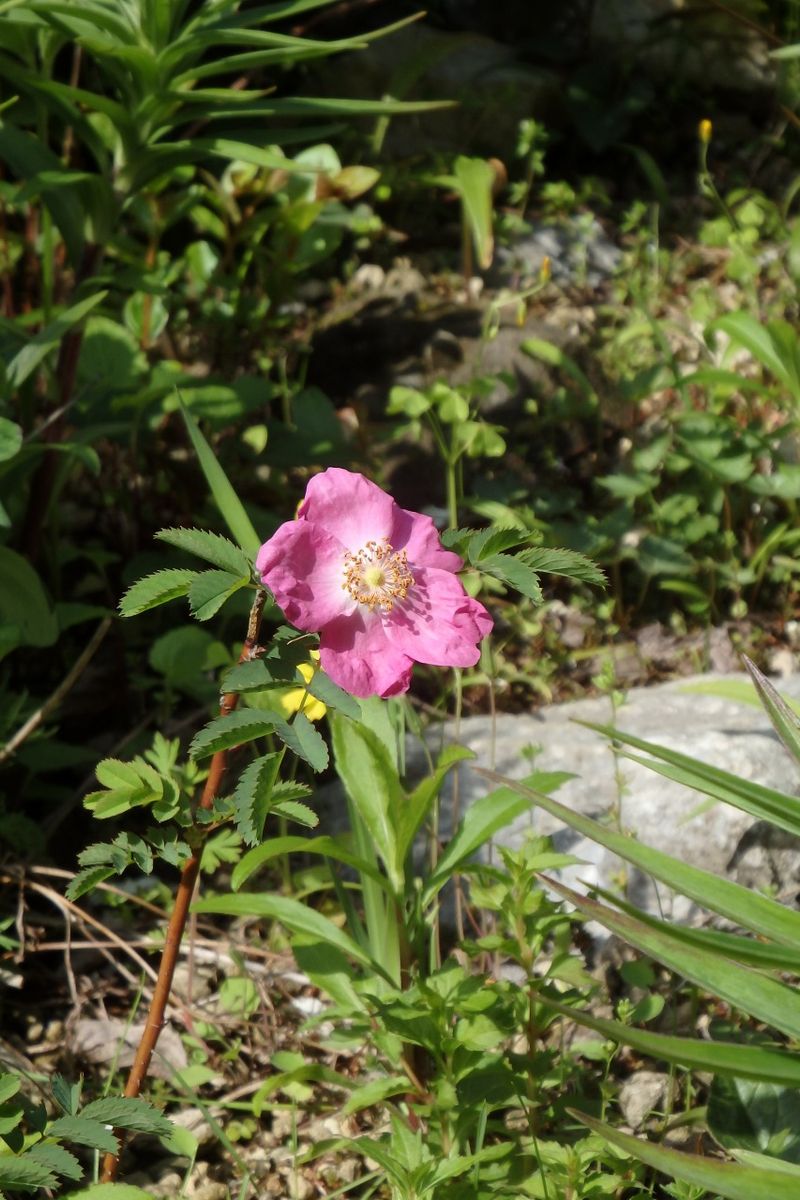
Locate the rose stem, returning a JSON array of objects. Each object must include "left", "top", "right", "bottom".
[{"left": 101, "top": 588, "right": 266, "bottom": 1182}]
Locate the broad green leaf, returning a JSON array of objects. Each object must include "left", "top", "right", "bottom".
[
  {"left": 63, "top": 1183, "right": 160, "bottom": 1198},
  {"left": 232, "top": 835, "right": 394, "bottom": 894},
  {"left": 543, "top": 998, "right": 800, "bottom": 1086},
  {"left": 331, "top": 716, "right": 402, "bottom": 891},
  {"left": 0, "top": 547, "right": 58, "bottom": 647},
  {"left": 424, "top": 776, "right": 538, "bottom": 902},
  {"left": 7, "top": 292, "right": 106, "bottom": 388},
  {"left": 743, "top": 654, "right": 800, "bottom": 768},
  {"left": 0, "top": 1075, "right": 20, "bottom": 1105},
  {"left": 0, "top": 417, "right": 22, "bottom": 462},
  {"left": 453, "top": 155, "right": 495, "bottom": 269},
  {"left": 543, "top": 877, "right": 800, "bottom": 1040},
  {"left": 708, "top": 1077, "right": 800, "bottom": 1162},
  {"left": 154, "top": 527, "right": 250, "bottom": 575},
  {"left": 179, "top": 399, "right": 260, "bottom": 557},
  {"left": 194, "top": 892, "right": 392, "bottom": 982},
  {"left": 190, "top": 710, "right": 274, "bottom": 759},
  {"left": 341, "top": 1076, "right": 410, "bottom": 1115},
  {"left": 713, "top": 313, "right": 800, "bottom": 399},
  {"left": 119, "top": 569, "right": 198, "bottom": 617},
  {"left": 473, "top": 767, "right": 800, "bottom": 948},
  {"left": 575, "top": 1111, "right": 800, "bottom": 1200},
  {"left": 581, "top": 720, "right": 800, "bottom": 841},
  {"left": 188, "top": 569, "right": 249, "bottom": 620}
]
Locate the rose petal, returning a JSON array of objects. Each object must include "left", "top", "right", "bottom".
[
  {"left": 390, "top": 506, "right": 462, "bottom": 573},
  {"left": 320, "top": 610, "right": 414, "bottom": 697},
  {"left": 384, "top": 566, "right": 492, "bottom": 668},
  {"left": 298, "top": 468, "right": 394, "bottom": 553},
  {"left": 257, "top": 520, "right": 352, "bottom": 631}
]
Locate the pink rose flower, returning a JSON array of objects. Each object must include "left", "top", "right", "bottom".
[{"left": 256, "top": 468, "right": 493, "bottom": 698}]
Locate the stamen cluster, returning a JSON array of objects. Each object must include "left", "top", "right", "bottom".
[{"left": 343, "top": 539, "right": 413, "bottom": 611}]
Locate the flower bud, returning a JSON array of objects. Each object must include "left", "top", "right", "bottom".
[{"left": 698, "top": 118, "right": 712, "bottom": 145}]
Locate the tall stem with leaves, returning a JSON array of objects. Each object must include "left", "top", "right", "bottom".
[{"left": 101, "top": 589, "right": 266, "bottom": 1182}]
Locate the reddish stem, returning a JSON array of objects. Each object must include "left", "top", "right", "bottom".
[{"left": 101, "top": 589, "right": 266, "bottom": 1182}]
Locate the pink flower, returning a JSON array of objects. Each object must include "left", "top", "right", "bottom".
[{"left": 257, "top": 468, "right": 493, "bottom": 698}]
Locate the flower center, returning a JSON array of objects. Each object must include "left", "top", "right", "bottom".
[{"left": 343, "top": 539, "right": 413, "bottom": 612}]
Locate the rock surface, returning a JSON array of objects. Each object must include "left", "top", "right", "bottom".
[{"left": 413, "top": 673, "right": 800, "bottom": 924}]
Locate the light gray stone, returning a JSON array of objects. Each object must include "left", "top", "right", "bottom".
[
  {"left": 619, "top": 1070, "right": 673, "bottom": 1129},
  {"left": 491, "top": 219, "right": 622, "bottom": 289},
  {"left": 416, "top": 673, "right": 800, "bottom": 925}
]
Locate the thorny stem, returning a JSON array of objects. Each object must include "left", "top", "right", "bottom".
[{"left": 101, "top": 589, "right": 266, "bottom": 1183}]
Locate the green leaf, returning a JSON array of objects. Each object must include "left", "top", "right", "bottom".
[
  {"left": 479, "top": 553, "right": 543, "bottom": 603},
  {"left": 581, "top": 720, "right": 800, "bottom": 841},
  {"left": 0, "top": 547, "right": 58, "bottom": 648},
  {"left": 194, "top": 892, "right": 392, "bottom": 982},
  {"left": 232, "top": 835, "right": 394, "bottom": 894},
  {"left": 519, "top": 546, "right": 606, "bottom": 586},
  {"left": 80, "top": 1097, "right": 171, "bottom": 1137},
  {"left": 7, "top": 292, "right": 106, "bottom": 388},
  {"left": 0, "top": 123, "right": 87, "bottom": 265},
  {"left": 51, "top": 1075, "right": 81, "bottom": 1118},
  {"left": 521, "top": 337, "right": 596, "bottom": 400},
  {"left": 190, "top": 710, "right": 274, "bottom": 759},
  {"left": 713, "top": 313, "right": 800, "bottom": 399},
  {"left": 453, "top": 155, "right": 495, "bottom": 269},
  {"left": 119, "top": 569, "right": 199, "bottom": 617},
  {"left": 543, "top": 877, "right": 800, "bottom": 1040},
  {"left": 303, "top": 670, "right": 360, "bottom": 719},
  {"left": 708, "top": 1077, "right": 800, "bottom": 1162},
  {"left": 331, "top": 716, "right": 402, "bottom": 891},
  {"left": 232, "top": 752, "right": 282, "bottom": 845},
  {"left": 466, "top": 527, "right": 528, "bottom": 562},
  {"left": 48, "top": 1115, "right": 119, "bottom": 1155},
  {"left": 0, "top": 417, "right": 22, "bottom": 463},
  {"left": 27, "top": 1142, "right": 82, "bottom": 1181},
  {"left": 743, "top": 654, "right": 800, "bottom": 769},
  {"left": 399, "top": 745, "right": 474, "bottom": 863},
  {"left": 154, "top": 527, "right": 250, "bottom": 575},
  {"left": 66, "top": 865, "right": 116, "bottom": 900},
  {"left": 179, "top": 398, "right": 260, "bottom": 556},
  {"left": 424, "top": 776, "right": 537, "bottom": 902},
  {"left": 272, "top": 712, "right": 329, "bottom": 772},
  {"left": 574, "top": 1111, "right": 800, "bottom": 1200},
  {"left": 0, "top": 1155, "right": 58, "bottom": 1189},
  {"left": 0, "top": 1076, "right": 19, "bottom": 1107},
  {"left": 188, "top": 569, "right": 249, "bottom": 620},
  {"left": 543, "top": 998, "right": 800, "bottom": 1086},
  {"left": 341, "top": 1076, "right": 410, "bottom": 1115},
  {"left": 62, "top": 1184, "right": 159, "bottom": 1199},
  {"left": 473, "top": 766, "right": 800, "bottom": 949}
]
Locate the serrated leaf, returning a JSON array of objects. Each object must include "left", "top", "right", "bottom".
[
  {"left": 233, "top": 753, "right": 282, "bottom": 845},
  {"left": 119, "top": 569, "right": 198, "bottom": 617},
  {"left": 27, "top": 1142, "right": 82, "bottom": 1181},
  {"left": 480, "top": 553, "right": 543, "bottom": 603},
  {"left": 190, "top": 710, "right": 274, "bottom": 759},
  {"left": 272, "top": 713, "right": 329, "bottom": 772},
  {"left": 66, "top": 866, "right": 116, "bottom": 901},
  {"left": 155, "top": 527, "right": 251, "bottom": 574},
  {"left": 466, "top": 527, "right": 528, "bottom": 563},
  {"left": 518, "top": 546, "right": 606, "bottom": 586},
  {"left": 270, "top": 797, "right": 317, "bottom": 828},
  {"left": 80, "top": 1097, "right": 171, "bottom": 1137},
  {"left": 188, "top": 569, "right": 249, "bottom": 621},
  {"left": 0, "top": 1154, "right": 57, "bottom": 1188},
  {"left": 0, "top": 1100, "right": 23, "bottom": 1134},
  {"left": 51, "top": 1075, "right": 81, "bottom": 1118},
  {"left": 304, "top": 670, "right": 360, "bottom": 718}
]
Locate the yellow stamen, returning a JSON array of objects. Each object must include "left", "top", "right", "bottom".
[{"left": 343, "top": 539, "right": 413, "bottom": 612}]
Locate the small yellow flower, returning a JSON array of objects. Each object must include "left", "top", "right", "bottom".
[
  {"left": 540, "top": 255, "right": 552, "bottom": 283},
  {"left": 698, "top": 118, "right": 712, "bottom": 145},
  {"left": 277, "top": 655, "right": 327, "bottom": 722}
]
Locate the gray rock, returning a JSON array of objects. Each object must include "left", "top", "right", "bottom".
[
  {"left": 414, "top": 673, "right": 800, "bottom": 925},
  {"left": 491, "top": 219, "right": 622, "bottom": 289},
  {"left": 619, "top": 1070, "right": 674, "bottom": 1129}
]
